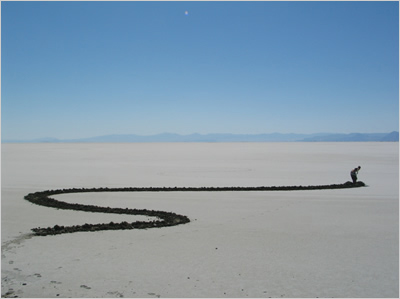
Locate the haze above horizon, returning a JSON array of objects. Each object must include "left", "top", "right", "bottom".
[{"left": 2, "top": 1, "right": 399, "bottom": 140}]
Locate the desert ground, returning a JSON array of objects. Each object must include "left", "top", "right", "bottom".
[{"left": 1, "top": 142, "right": 398, "bottom": 298}]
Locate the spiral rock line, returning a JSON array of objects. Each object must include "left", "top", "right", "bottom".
[{"left": 24, "top": 181, "right": 365, "bottom": 236}]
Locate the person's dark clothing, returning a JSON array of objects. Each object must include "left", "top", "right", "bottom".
[{"left": 351, "top": 168, "right": 359, "bottom": 183}]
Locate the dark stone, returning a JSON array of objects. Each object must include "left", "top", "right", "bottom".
[{"left": 24, "top": 182, "right": 365, "bottom": 236}]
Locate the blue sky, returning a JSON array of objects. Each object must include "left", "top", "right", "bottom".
[{"left": 2, "top": 1, "right": 399, "bottom": 140}]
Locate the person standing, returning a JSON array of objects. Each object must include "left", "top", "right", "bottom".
[{"left": 351, "top": 166, "right": 361, "bottom": 183}]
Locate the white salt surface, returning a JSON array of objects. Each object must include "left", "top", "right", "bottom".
[{"left": 1, "top": 142, "right": 398, "bottom": 298}]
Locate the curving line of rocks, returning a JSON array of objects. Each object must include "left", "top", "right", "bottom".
[{"left": 24, "top": 181, "right": 365, "bottom": 236}]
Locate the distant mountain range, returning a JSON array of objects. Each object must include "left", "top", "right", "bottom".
[{"left": 2, "top": 131, "right": 399, "bottom": 143}]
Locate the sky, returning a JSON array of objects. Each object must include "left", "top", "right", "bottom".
[{"left": 1, "top": 1, "right": 399, "bottom": 140}]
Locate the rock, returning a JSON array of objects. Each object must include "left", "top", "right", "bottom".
[{"left": 25, "top": 183, "right": 365, "bottom": 236}]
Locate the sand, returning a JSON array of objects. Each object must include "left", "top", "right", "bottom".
[{"left": 1, "top": 142, "right": 398, "bottom": 298}]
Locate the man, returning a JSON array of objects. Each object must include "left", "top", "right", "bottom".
[{"left": 350, "top": 166, "right": 361, "bottom": 183}]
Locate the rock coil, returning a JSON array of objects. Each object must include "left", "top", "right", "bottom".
[{"left": 24, "top": 181, "right": 365, "bottom": 236}]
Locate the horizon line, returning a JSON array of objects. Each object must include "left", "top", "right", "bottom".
[{"left": 2, "top": 131, "right": 398, "bottom": 143}]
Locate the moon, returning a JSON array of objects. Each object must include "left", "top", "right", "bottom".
[{"left": 185, "top": 11, "right": 189, "bottom": 15}]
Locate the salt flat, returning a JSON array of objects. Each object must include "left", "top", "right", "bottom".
[{"left": 1, "top": 142, "right": 398, "bottom": 298}]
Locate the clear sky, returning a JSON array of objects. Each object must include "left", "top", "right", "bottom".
[{"left": 1, "top": 1, "right": 399, "bottom": 140}]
